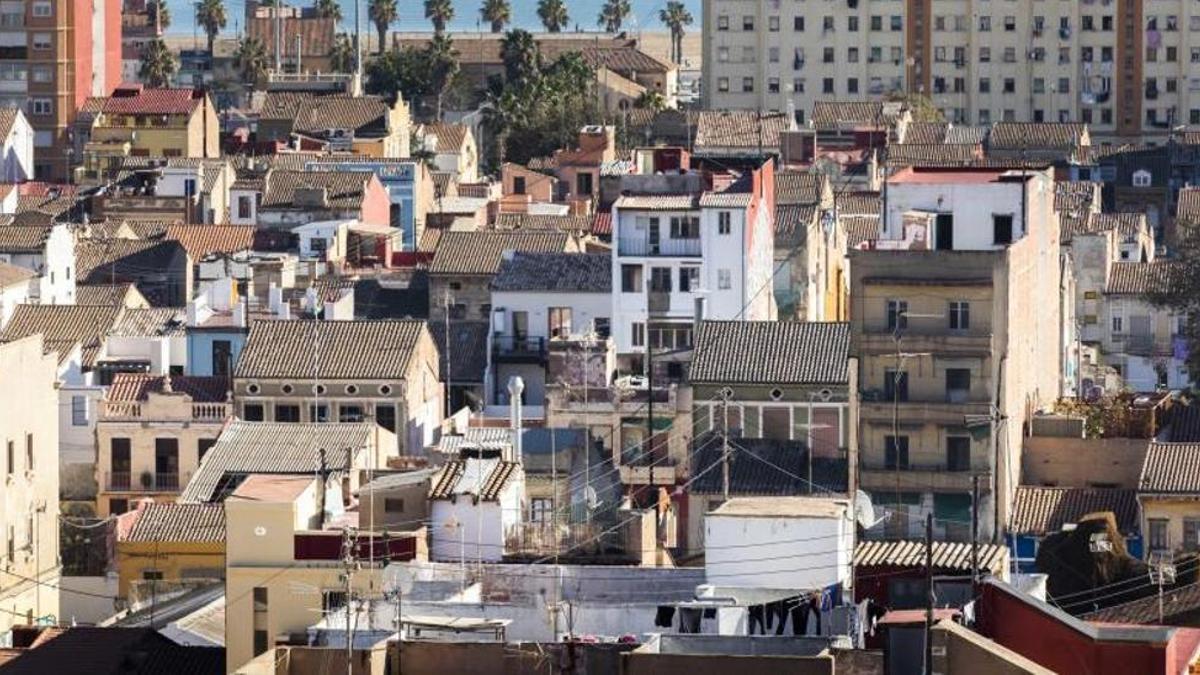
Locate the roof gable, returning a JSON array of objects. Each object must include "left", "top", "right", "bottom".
[{"left": 235, "top": 319, "right": 428, "bottom": 380}]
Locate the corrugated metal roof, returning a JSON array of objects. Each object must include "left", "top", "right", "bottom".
[
  {"left": 854, "top": 540, "right": 1007, "bottom": 573},
  {"left": 1140, "top": 442, "right": 1200, "bottom": 494},
  {"left": 1009, "top": 486, "right": 1139, "bottom": 535}
]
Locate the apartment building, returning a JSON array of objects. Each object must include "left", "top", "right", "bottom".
[
  {"left": 0, "top": 0, "right": 122, "bottom": 181},
  {"left": 703, "top": 0, "right": 1199, "bottom": 141},
  {"left": 849, "top": 166, "right": 1062, "bottom": 542},
  {"left": 0, "top": 334, "right": 60, "bottom": 633}
]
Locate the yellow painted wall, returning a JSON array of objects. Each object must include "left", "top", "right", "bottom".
[{"left": 115, "top": 541, "right": 224, "bottom": 598}]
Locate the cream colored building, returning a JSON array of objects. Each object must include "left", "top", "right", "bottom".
[
  {"left": 95, "top": 374, "right": 233, "bottom": 517},
  {"left": 849, "top": 166, "right": 1062, "bottom": 542},
  {"left": 1139, "top": 442, "right": 1200, "bottom": 556},
  {"left": 0, "top": 334, "right": 61, "bottom": 630},
  {"left": 703, "top": 0, "right": 1197, "bottom": 141}
]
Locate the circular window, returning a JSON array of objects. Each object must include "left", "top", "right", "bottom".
[
  {"left": 719, "top": 387, "right": 734, "bottom": 400},
  {"left": 281, "top": 384, "right": 294, "bottom": 394},
  {"left": 246, "top": 383, "right": 260, "bottom": 395},
  {"left": 313, "top": 384, "right": 327, "bottom": 395},
  {"left": 345, "top": 384, "right": 359, "bottom": 395},
  {"left": 769, "top": 388, "right": 784, "bottom": 401},
  {"left": 378, "top": 384, "right": 393, "bottom": 396}
]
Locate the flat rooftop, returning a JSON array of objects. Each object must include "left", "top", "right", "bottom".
[
  {"left": 709, "top": 496, "right": 849, "bottom": 519},
  {"left": 888, "top": 167, "right": 1038, "bottom": 185},
  {"left": 228, "top": 474, "right": 314, "bottom": 502}
]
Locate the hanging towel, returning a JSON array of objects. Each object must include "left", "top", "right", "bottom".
[{"left": 655, "top": 605, "right": 675, "bottom": 627}]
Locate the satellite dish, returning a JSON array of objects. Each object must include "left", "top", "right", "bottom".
[
  {"left": 384, "top": 563, "right": 416, "bottom": 595},
  {"left": 854, "top": 490, "right": 881, "bottom": 529},
  {"left": 584, "top": 486, "right": 601, "bottom": 511}
]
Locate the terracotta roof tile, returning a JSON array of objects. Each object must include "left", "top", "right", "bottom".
[
  {"left": 835, "top": 191, "right": 881, "bottom": 217},
  {"left": 428, "top": 320, "right": 489, "bottom": 383},
  {"left": 236, "top": 319, "right": 428, "bottom": 380},
  {"left": 491, "top": 213, "right": 592, "bottom": 233},
  {"left": 429, "top": 230, "right": 571, "bottom": 275},
  {"left": 1105, "top": 261, "right": 1179, "bottom": 295},
  {"left": 429, "top": 458, "right": 521, "bottom": 501},
  {"left": 108, "top": 307, "right": 187, "bottom": 337},
  {"left": 901, "top": 122, "right": 949, "bottom": 144},
  {"left": 102, "top": 86, "right": 203, "bottom": 115},
  {"left": 843, "top": 216, "right": 881, "bottom": 247},
  {"left": 989, "top": 122, "right": 1087, "bottom": 150},
  {"left": 248, "top": 16, "right": 335, "bottom": 58},
  {"left": 1140, "top": 442, "right": 1200, "bottom": 493},
  {"left": 492, "top": 252, "right": 610, "bottom": 292},
  {"left": 690, "top": 320, "right": 850, "bottom": 385},
  {"left": 259, "top": 93, "right": 392, "bottom": 135},
  {"left": 0, "top": 261, "right": 35, "bottom": 287},
  {"left": 775, "top": 171, "right": 826, "bottom": 205},
  {"left": 886, "top": 143, "right": 981, "bottom": 167},
  {"left": 811, "top": 101, "right": 906, "bottom": 129},
  {"left": 107, "top": 373, "right": 229, "bottom": 403},
  {"left": 1010, "top": 486, "right": 1139, "bottom": 535},
  {"left": 694, "top": 111, "right": 793, "bottom": 149},
  {"left": 581, "top": 46, "right": 672, "bottom": 73},
  {"left": 690, "top": 434, "right": 846, "bottom": 495},
  {"left": 163, "top": 224, "right": 255, "bottom": 259},
  {"left": 775, "top": 203, "right": 817, "bottom": 248},
  {"left": 424, "top": 123, "right": 469, "bottom": 153},
  {"left": 261, "top": 170, "right": 372, "bottom": 210},
  {"left": 612, "top": 194, "right": 699, "bottom": 210},
  {"left": 0, "top": 226, "right": 50, "bottom": 253},
  {"left": 1, "top": 304, "right": 123, "bottom": 367},
  {"left": 1178, "top": 187, "right": 1200, "bottom": 224},
  {"left": 125, "top": 503, "right": 225, "bottom": 543}
]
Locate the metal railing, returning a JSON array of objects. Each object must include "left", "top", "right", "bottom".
[
  {"left": 492, "top": 335, "right": 547, "bottom": 358},
  {"left": 617, "top": 237, "right": 702, "bottom": 257},
  {"left": 154, "top": 473, "right": 180, "bottom": 491},
  {"left": 107, "top": 471, "right": 131, "bottom": 491}
]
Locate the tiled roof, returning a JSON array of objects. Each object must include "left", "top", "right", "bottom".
[
  {"left": 0, "top": 226, "right": 49, "bottom": 253},
  {"left": 581, "top": 46, "right": 672, "bottom": 73},
  {"left": 1105, "top": 261, "right": 1179, "bottom": 295},
  {"left": 1140, "top": 442, "right": 1200, "bottom": 494},
  {"left": 417, "top": 226, "right": 443, "bottom": 252},
  {"left": 775, "top": 171, "right": 825, "bottom": 206},
  {"left": 989, "top": 122, "right": 1087, "bottom": 150},
  {"left": 0, "top": 261, "right": 34, "bottom": 287},
  {"left": 126, "top": 503, "right": 225, "bottom": 543},
  {"left": 235, "top": 319, "right": 427, "bottom": 380},
  {"left": 75, "top": 240, "right": 184, "bottom": 294},
  {"left": 690, "top": 320, "right": 850, "bottom": 385},
  {"left": 944, "top": 126, "right": 990, "bottom": 145},
  {"left": 591, "top": 211, "right": 612, "bottom": 236},
  {"left": 259, "top": 93, "right": 392, "bottom": 135},
  {"left": 699, "top": 191, "right": 754, "bottom": 208},
  {"left": 694, "top": 111, "right": 793, "bottom": 149},
  {"left": 1061, "top": 212, "right": 1145, "bottom": 244},
  {"left": 261, "top": 170, "right": 372, "bottom": 209},
  {"left": 1178, "top": 187, "right": 1200, "bottom": 223},
  {"left": 775, "top": 204, "right": 817, "bottom": 248},
  {"left": 835, "top": 191, "right": 881, "bottom": 217},
  {"left": 855, "top": 540, "right": 1008, "bottom": 574},
  {"left": 1082, "top": 578, "right": 1200, "bottom": 625},
  {"left": 1055, "top": 181, "right": 1101, "bottom": 213},
  {"left": 428, "top": 320, "right": 489, "bottom": 384},
  {"left": 492, "top": 251, "right": 611, "bottom": 293},
  {"left": 886, "top": 143, "right": 981, "bottom": 167},
  {"left": 248, "top": 16, "right": 335, "bottom": 58},
  {"left": 78, "top": 96, "right": 108, "bottom": 116},
  {"left": 690, "top": 433, "right": 847, "bottom": 495},
  {"left": 811, "top": 101, "right": 898, "bottom": 129},
  {"left": 116, "top": 157, "right": 230, "bottom": 193},
  {"left": 0, "top": 627, "right": 224, "bottom": 675},
  {"left": 902, "top": 122, "right": 949, "bottom": 144},
  {"left": 180, "top": 421, "right": 372, "bottom": 502},
  {"left": 492, "top": 213, "right": 593, "bottom": 233},
  {"left": 429, "top": 458, "right": 521, "bottom": 501},
  {"left": 1010, "top": 486, "right": 1139, "bottom": 535},
  {"left": 2, "top": 304, "right": 123, "bottom": 368},
  {"left": 102, "top": 86, "right": 203, "bottom": 115},
  {"left": 109, "top": 307, "right": 187, "bottom": 337},
  {"left": 107, "top": 373, "right": 229, "bottom": 403},
  {"left": 76, "top": 283, "right": 139, "bottom": 307},
  {"left": 612, "top": 194, "right": 699, "bottom": 211},
  {"left": 162, "top": 224, "right": 255, "bottom": 259},
  {"left": 424, "top": 122, "right": 469, "bottom": 153},
  {"left": 843, "top": 216, "right": 882, "bottom": 247},
  {"left": 1163, "top": 403, "right": 1200, "bottom": 443},
  {"left": 429, "top": 230, "right": 571, "bottom": 276},
  {"left": 0, "top": 109, "right": 21, "bottom": 139}
]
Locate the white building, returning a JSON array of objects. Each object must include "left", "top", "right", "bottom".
[
  {"left": 291, "top": 219, "right": 350, "bottom": 262},
  {"left": 610, "top": 164, "right": 776, "bottom": 375},
  {"left": 103, "top": 307, "right": 189, "bottom": 376},
  {"left": 1101, "top": 261, "right": 1190, "bottom": 392},
  {"left": 0, "top": 108, "right": 34, "bottom": 182},
  {"left": 429, "top": 456, "right": 525, "bottom": 563},
  {"left": 0, "top": 262, "right": 35, "bottom": 328},
  {"left": 705, "top": 497, "right": 854, "bottom": 590},
  {"left": 0, "top": 223, "right": 75, "bottom": 306}
]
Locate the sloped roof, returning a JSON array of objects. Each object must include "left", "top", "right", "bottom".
[
  {"left": 75, "top": 239, "right": 183, "bottom": 283},
  {"left": 835, "top": 190, "right": 881, "bottom": 217},
  {"left": 429, "top": 458, "right": 521, "bottom": 501},
  {"left": 843, "top": 216, "right": 882, "bottom": 247},
  {"left": 492, "top": 252, "right": 611, "bottom": 293},
  {"left": 1179, "top": 186, "right": 1200, "bottom": 224},
  {"left": 180, "top": 421, "right": 372, "bottom": 502},
  {"left": 0, "top": 261, "right": 35, "bottom": 287},
  {"left": 1164, "top": 403, "right": 1200, "bottom": 443},
  {"left": 162, "top": 224, "right": 255, "bottom": 259},
  {"left": 612, "top": 194, "right": 699, "bottom": 211},
  {"left": 76, "top": 283, "right": 142, "bottom": 307},
  {"left": 902, "top": 122, "right": 949, "bottom": 144},
  {"left": 990, "top": 122, "right": 1087, "bottom": 150},
  {"left": 690, "top": 320, "right": 850, "bottom": 385},
  {"left": 429, "top": 230, "right": 571, "bottom": 276},
  {"left": 259, "top": 93, "right": 392, "bottom": 135},
  {"left": 1140, "top": 442, "right": 1200, "bottom": 494},
  {"left": 0, "top": 627, "right": 224, "bottom": 675},
  {"left": 102, "top": 86, "right": 203, "bottom": 115},
  {"left": 0, "top": 226, "right": 50, "bottom": 253},
  {"left": 690, "top": 434, "right": 847, "bottom": 495},
  {"left": 811, "top": 101, "right": 905, "bottom": 129},
  {"left": 109, "top": 307, "right": 187, "bottom": 337},
  {"left": 945, "top": 126, "right": 990, "bottom": 145},
  {"left": 1081, "top": 578, "right": 1200, "bottom": 625},
  {"left": 855, "top": 540, "right": 1008, "bottom": 574},
  {"left": 886, "top": 143, "right": 981, "bottom": 167},
  {"left": 1010, "top": 486, "right": 1140, "bottom": 535},
  {"left": 775, "top": 171, "right": 825, "bottom": 206},
  {"left": 694, "top": 111, "right": 792, "bottom": 149},
  {"left": 424, "top": 122, "right": 469, "bottom": 153},
  {"left": 581, "top": 46, "right": 672, "bottom": 73},
  {"left": 248, "top": 16, "right": 335, "bottom": 58},
  {"left": 428, "top": 320, "right": 489, "bottom": 384},
  {"left": 126, "top": 503, "right": 225, "bottom": 543},
  {"left": 235, "top": 319, "right": 427, "bottom": 380},
  {"left": 261, "top": 170, "right": 373, "bottom": 209},
  {"left": 1105, "top": 261, "right": 1179, "bottom": 295},
  {"left": 775, "top": 203, "right": 817, "bottom": 248},
  {"left": 2, "top": 304, "right": 123, "bottom": 367},
  {"left": 492, "top": 213, "right": 592, "bottom": 233},
  {"left": 1060, "top": 212, "right": 1145, "bottom": 244},
  {"left": 0, "top": 108, "right": 22, "bottom": 139},
  {"left": 107, "top": 373, "right": 229, "bottom": 403}
]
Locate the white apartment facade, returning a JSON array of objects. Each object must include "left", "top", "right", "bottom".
[{"left": 704, "top": 0, "right": 1199, "bottom": 140}]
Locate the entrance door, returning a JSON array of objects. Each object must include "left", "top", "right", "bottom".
[{"left": 935, "top": 214, "right": 954, "bottom": 250}]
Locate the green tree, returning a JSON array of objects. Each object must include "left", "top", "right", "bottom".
[
  {"left": 425, "top": 0, "right": 455, "bottom": 34},
  {"left": 427, "top": 33, "right": 460, "bottom": 119},
  {"left": 634, "top": 90, "right": 665, "bottom": 112},
  {"left": 598, "top": 0, "right": 630, "bottom": 33},
  {"left": 480, "top": 0, "right": 511, "bottom": 33},
  {"left": 366, "top": 46, "right": 433, "bottom": 106},
  {"left": 536, "top": 0, "right": 569, "bottom": 32},
  {"left": 196, "top": 0, "right": 227, "bottom": 55},
  {"left": 658, "top": 1, "right": 693, "bottom": 64},
  {"left": 314, "top": 0, "right": 343, "bottom": 21},
  {"left": 368, "top": 0, "right": 398, "bottom": 54},
  {"left": 500, "top": 28, "right": 540, "bottom": 84},
  {"left": 330, "top": 33, "right": 356, "bottom": 72},
  {"left": 151, "top": 0, "right": 170, "bottom": 30},
  {"left": 139, "top": 38, "right": 178, "bottom": 87},
  {"left": 886, "top": 91, "right": 946, "bottom": 123},
  {"left": 233, "top": 36, "right": 270, "bottom": 85}
]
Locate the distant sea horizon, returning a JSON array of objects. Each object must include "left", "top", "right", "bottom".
[{"left": 162, "top": 0, "right": 697, "bottom": 37}]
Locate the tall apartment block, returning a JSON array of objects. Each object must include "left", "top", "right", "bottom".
[
  {"left": 0, "top": 0, "right": 122, "bottom": 181},
  {"left": 703, "top": 0, "right": 1197, "bottom": 141}
]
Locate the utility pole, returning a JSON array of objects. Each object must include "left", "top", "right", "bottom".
[
  {"left": 342, "top": 526, "right": 357, "bottom": 675},
  {"left": 721, "top": 393, "right": 730, "bottom": 501},
  {"left": 274, "top": 0, "right": 283, "bottom": 74},
  {"left": 924, "top": 512, "right": 934, "bottom": 675},
  {"left": 971, "top": 474, "right": 980, "bottom": 600}
]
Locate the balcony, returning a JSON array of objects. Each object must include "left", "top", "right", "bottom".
[
  {"left": 617, "top": 237, "right": 702, "bottom": 257},
  {"left": 648, "top": 290, "right": 671, "bottom": 313},
  {"left": 859, "top": 461, "right": 987, "bottom": 493},
  {"left": 492, "top": 335, "right": 547, "bottom": 363},
  {"left": 1116, "top": 333, "right": 1174, "bottom": 358},
  {"left": 100, "top": 400, "right": 232, "bottom": 422},
  {"left": 860, "top": 399, "right": 992, "bottom": 425},
  {"left": 104, "top": 471, "right": 187, "bottom": 493},
  {"left": 857, "top": 330, "right": 992, "bottom": 356}
]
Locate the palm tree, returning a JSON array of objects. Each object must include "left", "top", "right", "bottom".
[
  {"left": 500, "top": 28, "right": 539, "bottom": 83},
  {"left": 480, "top": 0, "right": 511, "bottom": 33},
  {"left": 151, "top": 0, "right": 171, "bottom": 31},
  {"left": 368, "top": 0, "right": 398, "bottom": 54},
  {"left": 139, "top": 39, "right": 178, "bottom": 87},
  {"left": 196, "top": 0, "right": 227, "bottom": 55},
  {"left": 634, "top": 90, "right": 665, "bottom": 111},
  {"left": 658, "top": 1, "right": 693, "bottom": 65},
  {"left": 330, "top": 33, "right": 356, "bottom": 72},
  {"left": 598, "top": 0, "right": 630, "bottom": 33},
  {"left": 424, "top": 0, "right": 454, "bottom": 34},
  {"left": 314, "top": 0, "right": 343, "bottom": 21},
  {"left": 233, "top": 36, "right": 270, "bottom": 85},
  {"left": 426, "top": 33, "right": 460, "bottom": 119},
  {"left": 536, "top": 0, "right": 568, "bottom": 32}
]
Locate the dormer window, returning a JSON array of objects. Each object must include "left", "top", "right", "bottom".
[{"left": 1132, "top": 169, "right": 1152, "bottom": 187}]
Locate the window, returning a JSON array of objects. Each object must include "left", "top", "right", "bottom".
[
  {"left": 848, "top": 15, "right": 858, "bottom": 31},
  {"left": 678, "top": 267, "right": 700, "bottom": 293},
  {"left": 794, "top": 16, "right": 804, "bottom": 31},
  {"left": 717, "top": 77, "right": 729, "bottom": 92},
  {"left": 884, "top": 369, "right": 908, "bottom": 402},
  {"left": 717, "top": 269, "right": 732, "bottom": 290},
  {"left": 275, "top": 404, "right": 301, "bottom": 422},
  {"left": 24, "top": 434, "right": 32, "bottom": 472},
  {"left": 946, "top": 437, "right": 971, "bottom": 471},
  {"left": 29, "top": 66, "right": 51, "bottom": 84},
  {"left": 29, "top": 99, "right": 51, "bottom": 116},
  {"left": 1149, "top": 519, "right": 1169, "bottom": 551},
  {"left": 993, "top": 214, "right": 1014, "bottom": 244},
  {"left": 670, "top": 216, "right": 700, "bottom": 239},
  {"left": 631, "top": 322, "right": 645, "bottom": 347},
  {"left": 823, "top": 16, "right": 834, "bottom": 32},
  {"left": 847, "top": 78, "right": 858, "bottom": 94},
  {"left": 870, "top": 15, "right": 882, "bottom": 31},
  {"left": 946, "top": 369, "right": 971, "bottom": 403},
  {"left": 32, "top": 33, "right": 51, "bottom": 49},
  {"left": 885, "top": 436, "right": 909, "bottom": 469},
  {"left": 649, "top": 267, "right": 672, "bottom": 293},
  {"left": 549, "top": 307, "right": 572, "bottom": 339},
  {"left": 823, "top": 78, "right": 834, "bottom": 94},
  {"left": 768, "top": 16, "right": 779, "bottom": 31},
  {"left": 530, "top": 498, "right": 554, "bottom": 522},
  {"left": 717, "top": 15, "right": 728, "bottom": 30},
  {"left": 742, "top": 77, "right": 754, "bottom": 93},
  {"left": 31, "top": 2, "right": 51, "bottom": 17},
  {"left": 309, "top": 404, "right": 329, "bottom": 423},
  {"left": 978, "top": 16, "right": 990, "bottom": 31},
  {"left": 576, "top": 172, "right": 593, "bottom": 196},
  {"left": 979, "top": 78, "right": 990, "bottom": 94},
  {"left": 339, "top": 405, "right": 364, "bottom": 423},
  {"left": 1111, "top": 315, "right": 1124, "bottom": 333},
  {"left": 890, "top": 15, "right": 902, "bottom": 31},
  {"left": 1132, "top": 170, "right": 1152, "bottom": 187},
  {"left": 512, "top": 175, "right": 526, "bottom": 195},
  {"left": 742, "top": 15, "right": 754, "bottom": 30},
  {"left": 375, "top": 404, "right": 396, "bottom": 432},
  {"left": 384, "top": 498, "right": 405, "bottom": 513},
  {"left": 621, "top": 265, "right": 643, "bottom": 292},
  {"left": 71, "top": 396, "right": 88, "bottom": 426},
  {"left": 718, "top": 211, "right": 731, "bottom": 235},
  {"left": 949, "top": 301, "right": 970, "bottom": 331},
  {"left": 886, "top": 300, "right": 908, "bottom": 331},
  {"left": 243, "top": 403, "right": 264, "bottom": 422},
  {"left": 593, "top": 317, "right": 610, "bottom": 339},
  {"left": 142, "top": 569, "right": 164, "bottom": 581},
  {"left": 1003, "top": 16, "right": 1015, "bottom": 31},
  {"left": 198, "top": 438, "right": 216, "bottom": 462},
  {"left": 1186, "top": 519, "right": 1200, "bottom": 551}
]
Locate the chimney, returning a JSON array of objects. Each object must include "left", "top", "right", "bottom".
[
  {"left": 508, "top": 376, "right": 524, "bottom": 462},
  {"left": 693, "top": 295, "right": 707, "bottom": 336}
]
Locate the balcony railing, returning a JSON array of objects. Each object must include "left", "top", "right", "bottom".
[
  {"left": 1118, "top": 333, "right": 1174, "bottom": 357},
  {"left": 104, "top": 471, "right": 187, "bottom": 493},
  {"left": 492, "top": 335, "right": 547, "bottom": 360},
  {"left": 617, "top": 237, "right": 702, "bottom": 257},
  {"left": 108, "top": 471, "right": 131, "bottom": 491},
  {"left": 155, "top": 473, "right": 180, "bottom": 491},
  {"left": 648, "top": 290, "right": 671, "bottom": 313},
  {"left": 100, "top": 400, "right": 232, "bottom": 422}
]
